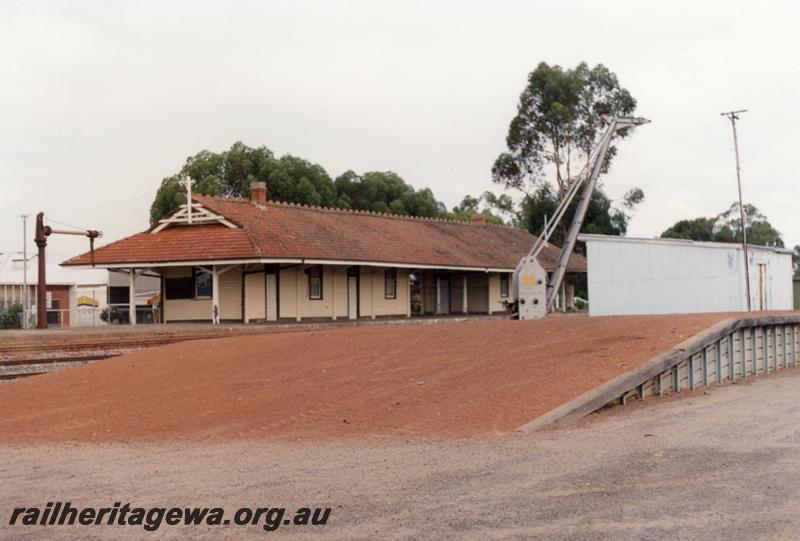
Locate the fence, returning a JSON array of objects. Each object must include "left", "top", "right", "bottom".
[
  {"left": 10, "top": 308, "right": 107, "bottom": 329},
  {"left": 520, "top": 314, "right": 800, "bottom": 432},
  {"left": 632, "top": 317, "right": 798, "bottom": 400}
]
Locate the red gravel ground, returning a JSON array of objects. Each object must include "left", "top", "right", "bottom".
[{"left": 0, "top": 314, "right": 741, "bottom": 443}]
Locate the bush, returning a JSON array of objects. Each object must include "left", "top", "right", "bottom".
[
  {"left": 100, "top": 306, "right": 126, "bottom": 324},
  {"left": 0, "top": 303, "right": 23, "bottom": 329}
]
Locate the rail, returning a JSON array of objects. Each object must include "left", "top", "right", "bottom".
[{"left": 0, "top": 354, "right": 122, "bottom": 381}]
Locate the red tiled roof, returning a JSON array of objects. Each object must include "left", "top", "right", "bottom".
[
  {"left": 63, "top": 195, "right": 587, "bottom": 272},
  {"left": 62, "top": 225, "right": 257, "bottom": 266}
]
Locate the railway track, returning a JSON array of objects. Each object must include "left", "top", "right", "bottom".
[
  {"left": 0, "top": 353, "right": 123, "bottom": 381},
  {"left": 0, "top": 317, "right": 497, "bottom": 379},
  {"left": 0, "top": 353, "right": 121, "bottom": 368},
  {"left": 0, "top": 325, "right": 312, "bottom": 356},
  {"left": 0, "top": 326, "right": 314, "bottom": 380},
  {"left": 0, "top": 335, "right": 202, "bottom": 355},
  {"left": 0, "top": 315, "right": 495, "bottom": 357},
  {"left": 0, "top": 372, "right": 47, "bottom": 381}
]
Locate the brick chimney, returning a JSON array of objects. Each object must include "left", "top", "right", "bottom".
[
  {"left": 250, "top": 181, "right": 267, "bottom": 206},
  {"left": 470, "top": 212, "right": 487, "bottom": 225}
]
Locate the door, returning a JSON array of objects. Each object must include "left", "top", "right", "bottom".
[
  {"left": 47, "top": 299, "right": 61, "bottom": 327},
  {"left": 266, "top": 273, "right": 278, "bottom": 321},
  {"left": 348, "top": 275, "right": 358, "bottom": 319},
  {"left": 757, "top": 263, "right": 767, "bottom": 311},
  {"left": 438, "top": 277, "right": 450, "bottom": 315},
  {"left": 244, "top": 273, "right": 265, "bottom": 322}
]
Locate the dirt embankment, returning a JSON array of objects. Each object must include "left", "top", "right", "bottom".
[{"left": 0, "top": 314, "right": 736, "bottom": 442}]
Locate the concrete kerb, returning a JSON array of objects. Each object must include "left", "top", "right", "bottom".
[{"left": 517, "top": 314, "right": 800, "bottom": 433}]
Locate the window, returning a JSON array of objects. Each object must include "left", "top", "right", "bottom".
[
  {"left": 308, "top": 265, "right": 323, "bottom": 300},
  {"left": 108, "top": 286, "right": 130, "bottom": 304},
  {"left": 194, "top": 268, "right": 213, "bottom": 298},
  {"left": 385, "top": 268, "right": 397, "bottom": 299},
  {"left": 500, "top": 273, "right": 509, "bottom": 298},
  {"left": 165, "top": 277, "right": 193, "bottom": 300}
]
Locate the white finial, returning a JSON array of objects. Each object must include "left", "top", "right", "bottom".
[{"left": 180, "top": 177, "right": 194, "bottom": 224}]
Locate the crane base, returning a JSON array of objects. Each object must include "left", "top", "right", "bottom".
[{"left": 513, "top": 256, "right": 548, "bottom": 320}]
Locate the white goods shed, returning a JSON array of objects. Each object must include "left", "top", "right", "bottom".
[{"left": 580, "top": 234, "right": 794, "bottom": 316}]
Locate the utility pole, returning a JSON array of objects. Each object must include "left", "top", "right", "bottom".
[
  {"left": 721, "top": 109, "right": 751, "bottom": 311},
  {"left": 21, "top": 214, "right": 28, "bottom": 329}
]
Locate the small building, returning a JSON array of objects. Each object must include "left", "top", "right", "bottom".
[
  {"left": 0, "top": 255, "right": 87, "bottom": 328},
  {"left": 0, "top": 254, "right": 164, "bottom": 327},
  {"left": 580, "top": 234, "right": 794, "bottom": 316},
  {"left": 62, "top": 182, "right": 586, "bottom": 324}
]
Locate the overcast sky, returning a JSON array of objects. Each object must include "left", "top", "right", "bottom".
[{"left": 2, "top": 0, "right": 799, "bottom": 278}]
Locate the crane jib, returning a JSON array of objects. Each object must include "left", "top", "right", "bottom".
[{"left": 514, "top": 116, "right": 650, "bottom": 319}]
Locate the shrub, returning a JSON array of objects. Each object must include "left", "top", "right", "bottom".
[
  {"left": 0, "top": 303, "right": 23, "bottom": 329},
  {"left": 100, "top": 306, "right": 126, "bottom": 324}
]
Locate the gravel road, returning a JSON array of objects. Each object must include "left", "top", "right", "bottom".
[{"left": 3, "top": 369, "right": 800, "bottom": 540}]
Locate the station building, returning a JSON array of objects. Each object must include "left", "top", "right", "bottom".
[{"left": 63, "top": 183, "right": 586, "bottom": 324}]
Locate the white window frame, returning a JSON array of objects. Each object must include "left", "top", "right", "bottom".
[
  {"left": 500, "top": 273, "right": 509, "bottom": 298},
  {"left": 194, "top": 268, "right": 213, "bottom": 299},
  {"left": 308, "top": 265, "right": 323, "bottom": 300},
  {"left": 384, "top": 268, "right": 397, "bottom": 299}
]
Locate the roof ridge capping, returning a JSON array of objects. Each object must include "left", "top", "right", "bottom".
[{"left": 194, "top": 194, "right": 516, "bottom": 229}]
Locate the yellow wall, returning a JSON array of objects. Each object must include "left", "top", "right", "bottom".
[
  {"left": 488, "top": 273, "right": 505, "bottom": 314},
  {"left": 244, "top": 271, "right": 266, "bottom": 322},
  {"left": 332, "top": 270, "right": 349, "bottom": 318},
  {"left": 219, "top": 269, "right": 242, "bottom": 320},
  {"left": 162, "top": 263, "right": 503, "bottom": 322},
  {"left": 299, "top": 266, "right": 335, "bottom": 319},
  {"left": 465, "top": 273, "right": 488, "bottom": 313},
  {"left": 278, "top": 266, "right": 342, "bottom": 320},
  {"left": 163, "top": 266, "right": 243, "bottom": 322},
  {"left": 162, "top": 267, "right": 211, "bottom": 322},
  {"left": 273, "top": 265, "right": 409, "bottom": 320},
  {"left": 358, "top": 267, "right": 409, "bottom": 317},
  {"left": 278, "top": 267, "right": 297, "bottom": 319}
]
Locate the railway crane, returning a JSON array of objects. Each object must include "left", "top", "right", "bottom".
[{"left": 512, "top": 115, "right": 650, "bottom": 319}]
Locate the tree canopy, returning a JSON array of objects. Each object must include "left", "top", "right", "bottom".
[
  {"left": 446, "top": 192, "right": 516, "bottom": 225},
  {"left": 518, "top": 183, "right": 634, "bottom": 255},
  {"left": 333, "top": 170, "right": 445, "bottom": 217},
  {"left": 492, "top": 61, "right": 638, "bottom": 198},
  {"left": 661, "top": 203, "right": 784, "bottom": 248},
  {"left": 150, "top": 143, "right": 447, "bottom": 223},
  {"left": 490, "top": 61, "right": 645, "bottom": 244},
  {"left": 151, "top": 65, "right": 649, "bottom": 250}
]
